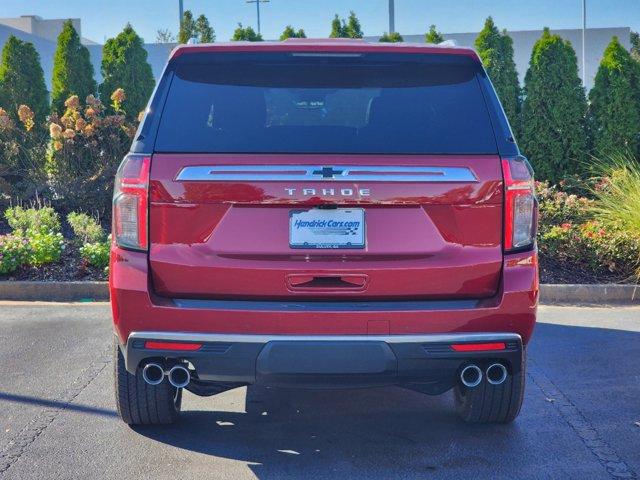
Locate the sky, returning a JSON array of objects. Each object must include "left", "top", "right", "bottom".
[{"left": 1, "top": 0, "right": 638, "bottom": 44}]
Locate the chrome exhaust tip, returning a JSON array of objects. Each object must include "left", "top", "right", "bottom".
[
  {"left": 460, "top": 364, "right": 482, "bottom": 388},
  {"left": 486, "top": 363, "right": 508, "bottom": 385},
  {"left": 167, "top": 365, "right": 191, "bottom": 388},
  {"left": 142, "top": 363, "right": 165, "bottom": 385}
]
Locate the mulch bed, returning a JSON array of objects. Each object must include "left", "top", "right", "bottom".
[{"left": 539, "top": 255, "right": 634, "bottom": 285}]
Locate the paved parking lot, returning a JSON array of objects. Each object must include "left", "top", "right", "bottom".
[{"left": 0, "top": 303, "right": 638, "bottom": 479}]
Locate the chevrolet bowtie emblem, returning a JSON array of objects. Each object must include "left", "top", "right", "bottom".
[{"left": 311, "top": 166, "right": 344, "bottom": 179}]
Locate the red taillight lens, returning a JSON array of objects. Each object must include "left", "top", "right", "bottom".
[
  {"left": 502, "top": 156, "right": 537, "bottom": 251},
  {"left": 451, "top": 342, "right": 506, "bottom": 352},
  {"left": 144, "top": 341, "right": 203, "bottom": 351},
  {"left": 113, "top": 154, "right": 150, "bottom": 251}
]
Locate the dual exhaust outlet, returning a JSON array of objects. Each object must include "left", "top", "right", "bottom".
[
  {"left": 142, "top": 363, "right": 191, "bottom": 388},
  {"left": 460, "top": 363, "right": 507, "bottom": 388}
]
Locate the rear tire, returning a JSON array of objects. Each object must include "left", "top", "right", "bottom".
[
  {"left": 454, "top": 354, "right": 526, "bottom": 424},
  {"left": 113, "top": 338, "right": 181, "bottom": 425}
]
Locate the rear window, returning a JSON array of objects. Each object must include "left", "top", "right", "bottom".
[{"left": 155, "top": 52, "right": 497, "bottom": 154}]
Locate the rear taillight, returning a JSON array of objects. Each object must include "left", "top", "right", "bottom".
[
  {"left": 113, "top": 154, "right": 150, "bottom": 251},
  {"left": 502, "top": 155, "right": 537, "bottom": 252}
]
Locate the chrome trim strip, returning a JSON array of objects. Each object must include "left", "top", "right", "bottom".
[
  {"left": 175, "top": 165, "right": 478, "bottom": 182},
  {"left": 128, "top": 331, "right": 521, "bottom": 345}
]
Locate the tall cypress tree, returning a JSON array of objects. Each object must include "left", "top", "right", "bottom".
[
  {"left": 178, "top": 10, "right": 196, "bottom": 44},
  {"left": 195, "top": 14, "right": 215, "bottom": 43},
  {"left": 99, "top": 24, "right": 155, "bottom": 119},
  {"left": 51, "top": 20, "right": 96, "bottom": 115},
  {"left": 344, "top": 12, "right": 363, "bottom": 39},
  {"left": 0, "top": 35, "right": 48, "bottom": 123},
  {"left": 520, "top": 28, "right": 588, "bottom": 183},
  {"left": 475, "top": 17, "right": 520, "bottom": 130},
  {"left": 588, "top": 36, "right": 640, "bottom": 157},
  {"left": 329, "top": 14, "right": 345, "bottom": 38}
]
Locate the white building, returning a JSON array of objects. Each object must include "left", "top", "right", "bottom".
[{"left": 0, "top": 15, "right": 633, "bottom": 92}]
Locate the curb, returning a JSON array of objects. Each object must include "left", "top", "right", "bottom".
[
  {"left": 539, "top": 284, "right": 640, "bottom": 305},
  {"left": 0, "top": 281, "right": 109, "bottom": 302},
  {"left": 0, "top": 281, "right": 638, "bottom": 305}
]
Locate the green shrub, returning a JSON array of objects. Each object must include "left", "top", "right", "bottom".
[
  {"left": 46, "top": 93, "right": 137, "bottom": 216},
  {"left": 51, "top": 21, "right": 96, "bottom": 116},
  {"left": 588, "top": 37, "right": 640, "bottom": 157},
  {"left": 79, "top": 236, "right": 110, "bottom": 269},
  {"left": 5, "top": 204, "right": 61, "bottom": 235},
  {"left": 0, "top": 234, "right": 30, "bottom": 274},
  {"left": 27, "top": 230, "right": 64, "bottom": 266},
  {"left": 67, "top": 212, "right": 105, "bottom": 243},
  {"left": 536, "top": 181, "right": 593, "bottom": 234},
  {"left": 475, "top": 17, "right": 520, "bottom": 130},
  {"left": 591, "top": 155, "right": 640, "bottom": 238},
  {"left": 521, "top": 28, "right": 588, "bottom": 183},
  {"left": 99, "top": 24, "right": 154, "bottom": 119}
]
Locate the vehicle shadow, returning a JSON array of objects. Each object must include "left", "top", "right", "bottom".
[{"left": 132, "top": 321, "right": 640, "bottom": 479}]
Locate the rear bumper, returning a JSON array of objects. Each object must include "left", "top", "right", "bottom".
[
  {"left": 110, "top": 247, "right": 538, "bottom": 345},
  {"left": 123, "top": 332, "right": 523, "bottom": 392}
]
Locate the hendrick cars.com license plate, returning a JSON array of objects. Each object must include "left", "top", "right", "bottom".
[{"left": 289, "top": 209, "right": 365, "bottom": 249}]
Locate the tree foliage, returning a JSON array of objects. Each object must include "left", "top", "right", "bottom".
[
  {"left": 99, "top": 24, "right": 155, "bottom": 119},
  {"left": 231, "top": 24, "right": 263, "bottom": 42},
  {"left": 631, "top": 31, "right": 639, "bottom": 62},
  {"left": 156, "top": 29, "right": 175, "bottom": 43},
  {"left": 588, "top": 36, "right": 640, "bottom": 157},
  {"left": 520, "top": 28, "right": 588, "bottom": 183},
  {"left": 425, "top": 25, "right": 444, "bottom": 44},
  {"left": 0, "top": 35, "right": 48, "bottom": 124},
  {"left": 474, "top": 17, "right": 520, "bottom": 130},
  {"left": 195, "top": 14, "right": 215, "bottom": 43},
  {"left": 178, "top": 10, "right": 196, "bottom": 44},
  {"left": 179, "top": 11, "right": 215, "bottom": 43},
  {"left": 51, "top": 21, "right": 96, "bottom": 115},
  {"left": 280, "top": 25, "right": 306, "bottom": 41},
  {"left": 329, "top": 12, "right": 363, "bottom": 39},
  {"left": 379, "top": 32, "right": 403, "bottom": 43}
]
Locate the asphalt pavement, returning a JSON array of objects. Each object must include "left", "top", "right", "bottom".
[{"left": 0, "top": 302, "right": 638, "bottom": 479}]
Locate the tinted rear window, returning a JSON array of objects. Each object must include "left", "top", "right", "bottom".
[{"left": 155, "top": 52, "right": 497, "bottom": 154}]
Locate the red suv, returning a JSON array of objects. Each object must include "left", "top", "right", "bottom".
[{"left": 111, "top": 39, "right": 538, "bottom": 425}]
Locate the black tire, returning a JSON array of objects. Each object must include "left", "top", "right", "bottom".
[
  {"left": 113, "top": 339, "right": 182, "bottom": 425},
  {"left": 454, "top": 354, "right": 526, "bottom": 424}
]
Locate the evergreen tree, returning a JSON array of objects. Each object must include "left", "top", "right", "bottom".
[
  {"left": 329, "top": 14, "right": 346, "bottom": 38},
  {"left": 425, "top": 25, "right": 444, "bottom": 44},
  {"left": 588, "top": 36, "right": 640, "bottom": 156},
  {"left": 51, "top": 20, "right": 96, "bottom": 115},
  {"left": 379, "top": 32, "right": 403, "bottom": 43},
  {"left": 99, "top": 24, "right": 155, "bottom": 119},
  {"left": 474, "top": 17, "right": 520, "bottom": 129},
  {"left": 344, "top": 11, "right": 363, "bottom": 39},
  {"left": 280, "top": 25, "right": 306, "bottom": 41},
  {"left": 0, "top": 35, "right": 48, "bottom": 123},
  {"left": 231, "top": 24, "right": 263, "bottom": 42},
  {"left": 631, "top": 31, "right": 639, "bottom": 62},
  {"left": 521, "top": 28, "right": 588, "bottom": 183},
  {"left": 178, "top": 10, "right": 196, "bottom": 43},
  {"left": 195, "top": 14, "right": 215, "bottom": 43}
]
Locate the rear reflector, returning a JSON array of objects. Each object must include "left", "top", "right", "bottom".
[
  {"left": 451, "top": 342, "right": 506, "bottom": 352},
  {"left": 144, "top": 341, "right": 203, "bottom": 351}
]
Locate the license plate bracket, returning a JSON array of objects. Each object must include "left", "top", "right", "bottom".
[{"left": 289, "top": 208, "right": 365, "bottom": 249}]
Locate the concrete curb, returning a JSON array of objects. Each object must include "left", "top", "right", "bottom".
[
  {"left": 539, "top": 284, "right": 640, "bottom": 305},
  {"left": 0, "top": 281, "right": 638, "bottom": 304},
  {"left": 0, "top": 281, "right": 109, "bottom": 302}
]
